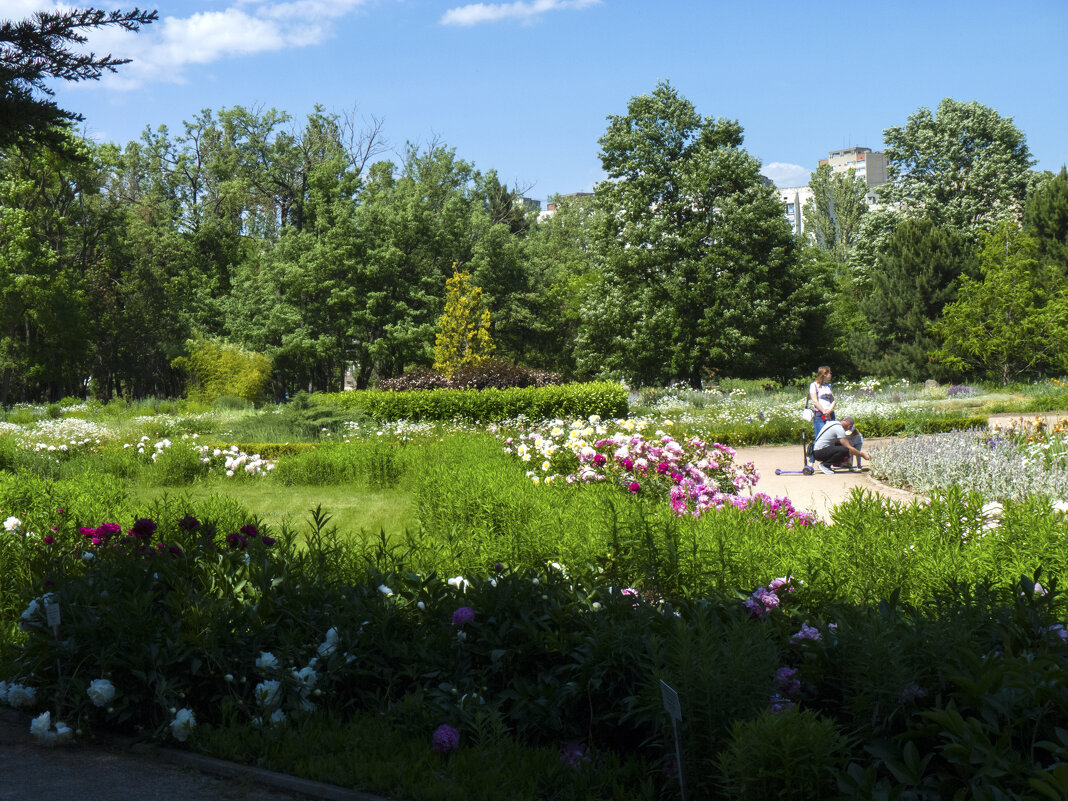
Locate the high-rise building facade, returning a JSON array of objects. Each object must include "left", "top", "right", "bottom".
[{"left": 818, "top": 146, "right": 887, "bottom": 189}]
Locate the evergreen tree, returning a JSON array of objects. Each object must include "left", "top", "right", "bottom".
[
  {"left": 433, "top": 267, "right": 494, "bottom": 377},
  {"left": 0, "top": 7, "right": 156, "bottom": 153},
  {"left": 1025, "top": 166, "right": 1068, "bottom": 272},
  {"left": 857, "top": 217, "right": 976, "bottom": 380}
]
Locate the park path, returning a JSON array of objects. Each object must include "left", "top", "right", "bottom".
[{"left": 733, "top": 439, "right": 920, "bottom": 523}]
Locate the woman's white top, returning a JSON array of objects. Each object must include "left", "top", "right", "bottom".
[{"left": 809, "top": 381, "right": 834, "bottom": 414}]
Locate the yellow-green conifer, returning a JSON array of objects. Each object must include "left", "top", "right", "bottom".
[{"left": 434, "top": 265, "right": 494, "bottom": 377}]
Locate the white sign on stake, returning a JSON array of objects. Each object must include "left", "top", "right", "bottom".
[
  {"left": 660, "top": 679, "right": 682, "bottom": 721},
  {"left": 45, "top": 602, "right": 61, "bottom": 630}
]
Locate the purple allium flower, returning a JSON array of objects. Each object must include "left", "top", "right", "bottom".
[
  {"left": 130, "top": 518, "right": 157, "bottom": 541},
  {"left": 451, "top": 606, "right": 475, "bottom": 626},
  {"left": 769, "top": 694, "right": 796, "bottom": 714},
  {"left": 432, "top": 724, "right": 460, "bottom": 754},
  {"left": 560, "top": 742, "right": 591, "bottom": 768},
  {"left": 899, "top": 682, "right": 927, "bottom": 703},
  {"left": 791, "top": 624, "right": 822, "bottom": 643},
  {"left": 774, "top": 666, "right": 801, "bottom": 696}
]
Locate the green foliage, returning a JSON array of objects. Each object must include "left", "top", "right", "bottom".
[
  {"left": 577, "top": 80, "right": 829, "bottom": 386},
  {"left": 315, "top": 381, "right": 628, "bottom": 422},
  {"left": 1026, "top": 166, "right": 1068, "bottom": 272},
  {"left": 934, "top": 223, "right": 1068, "bottom": 383},
  {"left": 804, "top": 163, "right": 868, "bottom": 268},
  {"left": 173, "top": 337, "right": 272, "bottom": 405},
  {"left": 433, "top": 267, "right": 495, "bottom": 377},
  {"left": 718, "top": 708, "right": 850, "bottom": 800},
  {"left": 0, "top": 8, "right": 157, "bottom": 155},
  {"left": 857, "top": 217, "right": 977, "bottom": 380},
  {"left": 882, "top": 98, "right": 1035, "bottom": 240}
]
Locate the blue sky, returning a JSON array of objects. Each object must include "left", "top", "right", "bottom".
[{"left": 9, "top": 0, "right": 1068, "bottom": 203}]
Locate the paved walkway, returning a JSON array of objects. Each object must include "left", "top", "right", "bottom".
[{"left": 734, "top": 439, "right": 920, "bottom": 523}]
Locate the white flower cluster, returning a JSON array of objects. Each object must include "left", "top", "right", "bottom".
[
  {"left": 30, "top": 711, "right": 73, "bottom": 745},
  {"left": 194, "top": 444, "right": 276, "bottom": 477},
  {"left": 26, "top": 418, "right": 110, "bottom": 444},
  {"left": 252, "top": 649, "right": 324, "bottom": 726},
  {"left": 86, "top": 678, "right": 116, "bottom": 707},
  {"left": 170, "top": 707, "right": 196, "bottom": 742},
  {"left": 0, "top": 680, "right": 37, "bottom": 708}
]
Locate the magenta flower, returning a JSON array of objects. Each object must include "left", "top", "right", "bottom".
[
  {"left": 225, "top": 532, "right": 248, "bottom": 549},
  {"left": 432, "top": 724, "right": 460, "bottom": 754},
  {"left": 240, "top": 524, "right": 259, "bottom": 538},
  {"left": 178, "top": 516, "right": 200, "bottom": 531},
  {"left": 593, "top": 454, "right": 606, "bottom": 466},
  {"left": 451, "top": 606, "right": 475, "bottom": 626},
  {"left": 130, "top": 518, "right": 157, "bottom": 541},
  {"left": 628, "top": 481, "right": 641, "bottom": 493},
  {"left": 261, "top": 536, "right": 276, "bottom": 547},
  {"left": 42, "top": 535, "right": 55, "bottom": 545}
]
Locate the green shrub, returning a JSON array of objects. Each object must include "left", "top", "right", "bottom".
[
  {"left": 316, "top": 381, "right": 627, "bottom": 422},
  {"left": 213, "top": 395, "right": 253, "bottom": 411},
  {"left": 717, "top": 708, "right": 850, "bottom": 800},
  {"left": 172, "top": 337, "right": 272, "bottom": 405},
  {"left": 5, "top": 407, "right": 38, "bottom": 425}
]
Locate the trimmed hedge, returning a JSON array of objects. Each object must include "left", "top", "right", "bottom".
[
  {"left": 314, "top": 381, "right": 628, "bottom": 422},
  {"left": 856, "top": 414, "right": 989, "bottom": 437}
]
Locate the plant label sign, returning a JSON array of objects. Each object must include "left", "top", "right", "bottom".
[
  {"left": 660, "top": 679, "right": 681, "bottom": 722},
  {"left": 45, "top": 602, "right": 61, "bottom": 630}
]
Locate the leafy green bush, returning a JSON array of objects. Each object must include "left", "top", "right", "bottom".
[
  {"left": 718, "top": 708, "right": 850, "bottom": 800},
  {"left": 316, "top": 381, "right": 627, "bottom": 422},
  {"left": 172, "top": 337, "right": 272, "bottom": 405}
]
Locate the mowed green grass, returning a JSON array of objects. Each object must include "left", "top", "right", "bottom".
[{"left": 131, "top": 481, "right": 417, "bottom": 541}]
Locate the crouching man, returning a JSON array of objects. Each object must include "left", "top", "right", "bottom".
[{"left": 812, "top": 416, "right": 870, "bottom": 474}]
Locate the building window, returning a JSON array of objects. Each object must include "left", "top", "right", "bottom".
[{"left": 786, "top": 203, "right": 795, "bottom": 214}]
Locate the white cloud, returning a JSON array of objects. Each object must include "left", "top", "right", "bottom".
[
  {"left": 762, "top": 162, "right": 811, "bottom": 188},
  {"left": 441, "top": 0, "right": 600, "bottom": 27},
  {"left": 7, "top": 1, "right": 372, "bottom": 90}
]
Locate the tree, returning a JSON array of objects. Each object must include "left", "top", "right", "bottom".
[
  {"left": 1025, "top": 166, "right": 1068, "bottom": 272},
  {"left": 576, "top": 81, "right": 828, "bottom": 386},
  {"left": 0, "top": 7, "right": 157, "bottom": 153},
  {"left": 433, "top": 267, "right": 494, "bottom": 376},
  {"left": 881, "top": 98, "right": 1035, "bottom": 240},
  {"left": 933, "top": 223, "right": 1068, "bottom": 384},
  {"left": 802, "top": 163, "right": 868, "bottom": 268},
  {"left": 857, "top": 218, "right": 976, "bottom": 380}
]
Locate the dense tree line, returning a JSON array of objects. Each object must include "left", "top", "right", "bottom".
[{"left": 1, "top": 64, "right": 1066, "bottom": 400}]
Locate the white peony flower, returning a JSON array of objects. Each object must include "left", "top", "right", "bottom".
[
  {"left": 4, "top": 516, "right": 21, "bottom": 532},
  {"left": 377, "top": 584, "right": 393, "bottom": 597},
  {"left": 255, "top": 680, "right": 281, "bottom": 709},
  {"left": 86, "top": 678, "right": 116, "bottom": 707},
  {"left": 170, "top": 708, "right": 195, "bottom": 742},
  {"left": 255, "top": 651, "right": 279, "bottom": 672}
]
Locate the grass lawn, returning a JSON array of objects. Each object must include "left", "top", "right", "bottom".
[{"left": 131, "top": 481, "right": 417, "bottom": 541}]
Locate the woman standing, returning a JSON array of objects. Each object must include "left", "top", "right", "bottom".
[{"left": 808, "top": 366, "right": 836, "bottom": 440}]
